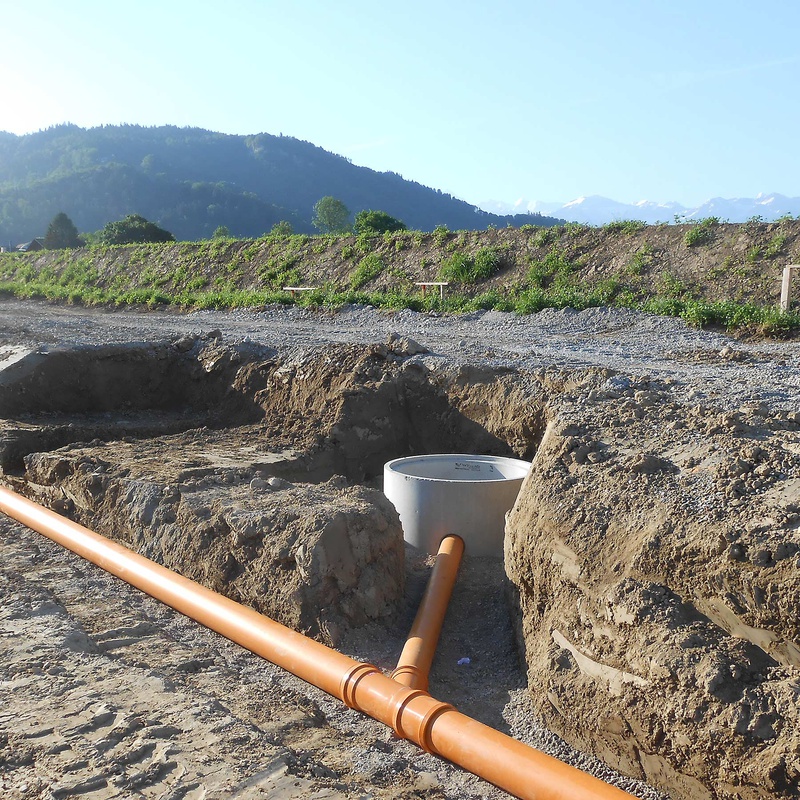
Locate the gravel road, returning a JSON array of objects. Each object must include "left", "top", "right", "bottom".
[{"left": 1, "top": 299, "right": 799, "bottom": 412}]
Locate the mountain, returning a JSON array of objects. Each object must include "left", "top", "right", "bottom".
[
  {"left": 0, "top": 124, "right": 562, "bottom": 244},
  {"left": 479, "top": 193, "right": 800, "bottom": 225}
]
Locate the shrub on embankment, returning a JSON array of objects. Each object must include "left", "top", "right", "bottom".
[{"left": 1, "top": 219, "right": 799, "bottom": 336}]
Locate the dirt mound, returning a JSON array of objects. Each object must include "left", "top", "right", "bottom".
[
  {"left": 7, "top": 217, "right": 800, "bottom": 309},
  {"left": 505, "top": 375, "right": 800, "bottom": 798}
]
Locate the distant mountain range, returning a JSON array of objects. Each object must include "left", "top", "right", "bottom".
[
  {"left": 478, "top": 194, "right": 800, "bottom": 225},
  {"left": 0, "top": 125, "right": 562, "bottom": 244}
]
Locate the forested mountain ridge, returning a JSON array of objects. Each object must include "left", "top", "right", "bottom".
[{"left": 0, "top": 125, "right": 560, "bottom": 244}]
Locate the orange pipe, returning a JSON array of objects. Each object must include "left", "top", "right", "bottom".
[
  {"left": 392, "top": 534, "right": 464, "bottom": 690},
  {"left": 0, "top": 486, "right": 635, "bottom": 800}
]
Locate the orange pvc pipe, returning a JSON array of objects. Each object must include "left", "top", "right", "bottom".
[
  {"left": 392, "top": 534, "right": 464, "bottom": 691},
  {"left": 0, "top": 485, "right": 635, "bottom": 800}
]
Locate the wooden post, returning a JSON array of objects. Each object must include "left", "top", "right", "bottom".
[{"left": 780, "top": 265, "right": 800, "bottom": 312}]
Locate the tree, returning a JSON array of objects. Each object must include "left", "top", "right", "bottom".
[
  {"left": 212, "top": 225, "right": 231, "bottom": 239},
  {"left": 312, "top": 196, "right": 350, "bottom": 233},
  {"left": 354, "top": 209, "right": 407, "bottom": 235},
  {"left": 44, "top": 212, "right": 82, "bottom": 249},
  {"left": 270, "top": 220, "right": 294, "bottom": 237},
  {"left": 98, "top": 214, "right": 175, "bottom": 245}
]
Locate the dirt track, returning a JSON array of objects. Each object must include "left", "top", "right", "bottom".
[{"left": 2, "top": 299, "right": 799, "bottom": 800}]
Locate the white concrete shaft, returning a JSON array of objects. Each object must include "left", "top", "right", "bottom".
[{"left": 383, "top": 454, "right": 531, "bottom": 556}]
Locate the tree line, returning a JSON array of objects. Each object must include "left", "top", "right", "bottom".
[{"left": 33, "top": 197, "right": 406, "bottom": 250}]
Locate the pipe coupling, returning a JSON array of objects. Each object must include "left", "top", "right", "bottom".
[
  {"left": 339, "top": 662, "right": 380, "bottom": 711},
  {"left": 390, "top": 664, "right": 428, "bottom": 691},
  {"left": 389, "top": 689, "right": 454, "bottom": 754}
]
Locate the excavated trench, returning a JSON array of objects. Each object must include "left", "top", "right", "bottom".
[{"left": 0, "top": 334, "right": 550, "bottom": 645}]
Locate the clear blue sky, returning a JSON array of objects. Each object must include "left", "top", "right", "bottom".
[{"left": 1, "top": 1, "right": 798, "bottom": 207}]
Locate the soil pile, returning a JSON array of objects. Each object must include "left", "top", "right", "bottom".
[
  {"left": 506, "top": 375, "right": 800, "bottom": 798},
  {"left": 5, "top": 217, "right": 800, "bottom": 307}
]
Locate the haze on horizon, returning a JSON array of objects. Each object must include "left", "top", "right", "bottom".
[{"left": 1, "top": 1, "right": 798, "bottom": 209}]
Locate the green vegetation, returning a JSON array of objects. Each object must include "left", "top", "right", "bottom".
[
  {"left": 349, "top": 253, "right": 384, "bottom": 289},
  {"left": 684, "top": 217, "right": 720, "bottom": 247},
  {"left": 527, "top": 246, "right": 579, "bottom": 287},
  {"left": 354, "top": 210, "right": 407, "bottom": 235},
  {"left": 765, "top": 233, "right": 787, "bottom": 258},
  {"left": 0, "top": 219, "right": 798, "bottom": 339},
  {"left": 312, "top": 196, "right": 351, "bottom": 234},
  {"left": 44, "top": 212, "right": 83, "bottom": 249},
  {"left": 746, "top": 245, "right": 762, "bottom": 264},
  {"left": 438, "top": 247, "right": 502, "bottom": 284},
  {"left": 532, "top": 227, "right": 560, "bottom": 247},
  {"left": 432, "top": 225, "right": 450, "bottom": 246},
  {"left": 626, "top": 244, "right": 654, "bottom": 276},
  {"left": 99, "top": 214, "right": 175, "bottom": 245},
  {"left": 270, "top": 220, "right": 294, "bottom": 237},
  {"left": 603, "top": 219, "right": 646, "bottom": 234}
]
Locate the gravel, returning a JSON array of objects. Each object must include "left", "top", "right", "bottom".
[{"left": 1, "top": 300, "right": 799, "bottom": 412}]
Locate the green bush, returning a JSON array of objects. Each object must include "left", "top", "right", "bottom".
[
  {"left": 437, "top": 247, "right": 501, "bottom": 284},
  {"left": 354, "top": 210, "right": 407, "bottom": 235},
  {"left": 473, "top": 247, "right": 502, "bottom": 278}
]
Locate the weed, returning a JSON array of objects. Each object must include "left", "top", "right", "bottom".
[
  {"left": 532, "top": 227, "right": 559, "bottom": 248},
  {"left": 626, "top": 244, "right": 654, "bottom": 276},
  {"left": 746, "top": 245, "right": 762, "bottom": 264},
  {"left": 350, "top": 253, "right": 384, "bottom": 289},
  {"left": 432, "top": 225, "right": 450, "bottom": 246},
  {"left": 526, "top": 246, "right": 578, "bottom": 287},
  {"left": 356, "top": 231, "right": 376, "bottom": 254},
  {"left": 684, "top": 218, "right": 719, "bottom": 247},
  {"left": 657, "top": 271, "right": 687, "bottom": 298},
  {"left": 564, "top": 222, "right": 590, "bottom": 237},
  {"left": 604, "top": 219, "right": 646, "bottom": 234},
  {"left": 437, "top": 247, "right": 501, "bottom": 285},
  {"left": 765, "top": 234, "right": 787, "bottom": 258},
  {"left": 257, "top": 254, "right": 302, "bottom": 288}
]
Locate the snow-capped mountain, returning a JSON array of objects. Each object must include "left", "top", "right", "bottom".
[{"left": 479, "top": 193, "right": 800, "bottom": 225}]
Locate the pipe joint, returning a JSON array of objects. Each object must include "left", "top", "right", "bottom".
[
  {"left": 389, "top": 664, "right": 428, "bottom": 691},
  {"left": 387, "top": 687, "right": 428, "bottom": 741},
  {"left": 339, "top": 662, "right": 380, "bottom": 711},
  {"left": 390, "top": 690, "right": 454, "bottom": 755}
]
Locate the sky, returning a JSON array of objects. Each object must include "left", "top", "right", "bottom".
[{"left": 1, "top": 1, "right": 799, "bottom": 208}]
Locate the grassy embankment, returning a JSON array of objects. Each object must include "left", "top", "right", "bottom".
[{"left": 1, "top": 219, "right": 799, "bottom": 336}]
